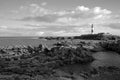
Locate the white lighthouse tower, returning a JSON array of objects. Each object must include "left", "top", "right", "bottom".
[{"left": 91, "top": 24, "right": 94, "bottom": 34}]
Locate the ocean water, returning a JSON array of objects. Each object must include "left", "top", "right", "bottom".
[{"left": 0, "top": 37, "right": 57, "bottom": 48}]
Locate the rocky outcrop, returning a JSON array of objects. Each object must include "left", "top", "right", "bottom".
[
  {"left": 0, "top": 42, "right": 94, "bottom": 80},
  {"left": 100, "top": 40, "right": 120, "bottom": 54}
]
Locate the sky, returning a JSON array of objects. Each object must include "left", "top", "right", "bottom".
[{"left": 0, "top": 0, "right": 120, "bottom": 36}]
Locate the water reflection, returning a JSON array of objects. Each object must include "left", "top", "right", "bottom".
[{"left": 92, "top": 51, "right": 120, "bottom": 68}]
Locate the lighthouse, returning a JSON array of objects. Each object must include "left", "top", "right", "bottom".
[{"left": 91, "top": 24, "right": 94, "bottom": 34}]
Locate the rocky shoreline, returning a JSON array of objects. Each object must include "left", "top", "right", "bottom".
[
  {"left": 0, "top": 41, "right": 120, "bottom": 80},
  {"left": 0, "top": 41, "right": 95, "bottom": 80}
]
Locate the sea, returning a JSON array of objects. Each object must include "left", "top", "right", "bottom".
[{"left": 0, "top": 37, "right": 57, "bottom": 48}]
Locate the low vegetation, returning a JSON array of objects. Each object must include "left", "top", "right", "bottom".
[{"left": 74, "top": 33, "right": 120, "bottom": 40}]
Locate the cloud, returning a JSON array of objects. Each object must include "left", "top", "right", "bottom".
[
  {"left": 93, "top": 7, "right": 112, "bottom": 14},
  {"left": 41, "top": 2, "right": 47, "bottom": 6},
  {"left": 106, "top": 23, "right": 120, "bottom": 29},
  {"left": 51, "top": 28, "right": 89, "bottom": 36},
  {"left": 16, "top": 4, "right": 51, "bottom": 17},
  {"left": 17, "top": 4, "right": 112, "bottom": 23},
  {"left": 35, "top": 31, "right": 44, "bottom": 36},
  {"left": 76, "top": 6, "right": 90, "bottom": 11},
  {"left": 10, "top": 4, "right": 120, "bottom": 36},
  {"left": 25, "top": 24, "right": 46, "bottom": 28},
  {"left": 56, "top": 17, "right": 77, "bottom": 24},
  {"left": 0, "top": 25, "right": 8, "bottom": 29},
  {"left": 20, "top": 15, "right": 58, "bottom": 22}
]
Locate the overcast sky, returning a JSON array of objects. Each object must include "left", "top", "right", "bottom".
[{"left": 0, "top": 0, "right": 120, "bottom": 36}]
